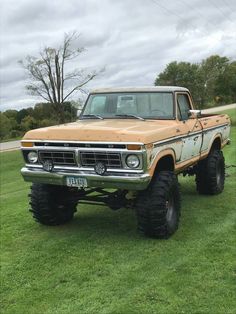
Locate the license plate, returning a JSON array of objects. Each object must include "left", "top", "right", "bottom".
[{"left": 66, "top": 176, "right": 88, "bottom": 188}]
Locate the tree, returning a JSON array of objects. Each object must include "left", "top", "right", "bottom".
[
  {"left": 0, "top": 113, "right": 11, "bottom": 139},
  {"left": 20, "top": 32, "right": 97, "bottom": 122},
  {"left": 4, "top": 109, "right": 18, "bottom": 131},
  {"left": 214, "top": 61, "right": 236, "bottom": 104},
  {"left": 4, "top": 109, "right": 18, "bottom": 120},
  {"left": 16, "top": 108, "right": 32, "bottom": 124},
  {"left": 20, "top": 116, "right": 38, "bottom": 132},
  {"left": 154, "top": 61, "right": 202, "bottom": 107},
  {"left": 154, "top": 55, "right": 235, "bottom": 108},
  {"left": 198, "top": 55, "right": 229, "bottom": 106}
]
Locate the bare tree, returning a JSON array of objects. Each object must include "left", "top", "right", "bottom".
[{"left": 20, "top": 32, "right": 97, "bottom": 122}]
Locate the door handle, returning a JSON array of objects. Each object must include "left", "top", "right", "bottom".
[{"left": 193, "top": 136, "right": 199, "bottom": 141}]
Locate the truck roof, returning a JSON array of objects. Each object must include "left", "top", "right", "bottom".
[{"left": 90, "top": 86, "right": 189, "bottom": 93}]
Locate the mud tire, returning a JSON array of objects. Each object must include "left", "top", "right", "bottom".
[
  {"left": 136, "top": 171, "right": 181, "bottom": 239},
  {"left": 29, "top": 183, "right": 77, "bottom": 225},
  {"left": 196, "top": 150, "right": 225, "bottom": 195}
]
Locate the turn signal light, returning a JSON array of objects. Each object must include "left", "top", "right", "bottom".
[
  {"left": 21, "top": 141, "right": 34, "bottom": 147},
  {"left": 127, "top": 144, "right": 142, "bottom": 150}
]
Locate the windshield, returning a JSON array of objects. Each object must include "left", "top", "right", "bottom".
[{"left": 81, "top": 92, "right": 174, "bottom": 120}]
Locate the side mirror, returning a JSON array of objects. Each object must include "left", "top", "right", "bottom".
[{"left": 189, "top": 109, "right": 201, "bottom": 118}]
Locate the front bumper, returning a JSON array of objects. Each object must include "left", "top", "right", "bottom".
[{"left": 21, "top": 167, "right": 151, "bottom": 190}]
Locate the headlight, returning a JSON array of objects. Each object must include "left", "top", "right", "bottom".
[
  {"left": 27, "top": 151, "right": 38, "bottom": 163},
  {"left": 126, "top": 154, "right": 140, "bottom": 168}
]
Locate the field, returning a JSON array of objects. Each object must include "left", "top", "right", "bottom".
[{"left": 1, "top": 130, "right": 236, "bottom": 314}]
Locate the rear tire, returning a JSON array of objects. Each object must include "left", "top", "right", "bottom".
[
  {"left": 29, "top": 184, "right": 77, "bottom": 225},
  {"left": 196, "top": 150, "right": 225, "bottom": 195},
  {"left": 136, "top": 171, "right": 181, "bottom": 239}
]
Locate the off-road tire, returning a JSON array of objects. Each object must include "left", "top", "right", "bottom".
[
  {"left": 29, "top": 184, "right": 77, "bottom": 225},
  {"left": 196, "top": 150, "right": 225, "bottom": 195},
  {"left": 136, "top": 171, "right": 181, "bottom": 239}
]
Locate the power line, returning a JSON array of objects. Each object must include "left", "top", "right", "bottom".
[
  {"left": 150, "top": 0, "right": 183, "bottom": 20},
  {"left": 175, "top": 0, "right": 219, "bottom": 28},
  {"left": 151, "top": 0, "right": 234, "bottom": 35},
  {"left": 150, "top": 0, "right": 214, "bottom": 36},
  {"left": 221, "top": 0, "right": 236, "bottom": 13},
  {"left": 207, "top": 0, "right": 234, "bottom": 23},
  {"left": 151, "top": 0, "right": 235, "bottom": 52}
]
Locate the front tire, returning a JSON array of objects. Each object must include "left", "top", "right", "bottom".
[
  {"left": 196, "top": 150, "right": 225, "bottom": 195},
  {"left": 29, "top": 184, "right": 77, "bottom": 225},
  {"left": 136, "top": 171, "right": 181, "bottom": 239}
]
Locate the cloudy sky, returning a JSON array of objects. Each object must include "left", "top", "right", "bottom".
[{"left": 1, "top": 0, "right": 236, "bottom": 111}]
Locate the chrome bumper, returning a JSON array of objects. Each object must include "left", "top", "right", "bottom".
[{"left": 21, "top": 167, "right": 151, "bottom": 190}]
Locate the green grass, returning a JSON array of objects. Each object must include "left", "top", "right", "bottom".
[{"left": 1, "top": 130, "right": 236, "bottom": 314}]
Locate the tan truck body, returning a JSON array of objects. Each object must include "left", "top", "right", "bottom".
[{"left": 21, "top": 87, "right": 230, "bottom": 190}]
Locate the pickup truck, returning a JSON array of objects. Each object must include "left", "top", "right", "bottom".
[{"left": 21, "top": 86, "right": 231, "bottom": 238}]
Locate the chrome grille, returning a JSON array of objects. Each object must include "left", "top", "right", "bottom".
[
  {"left": 39, "top": 151, "right": 76, "bottom": 166},
  {"left": 80, "top": 152, "right": 122, "bottom": 168}
]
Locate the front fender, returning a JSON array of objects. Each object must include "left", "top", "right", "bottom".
[{"left": 148, "top": 148, "right": 176, "bottom": 177}]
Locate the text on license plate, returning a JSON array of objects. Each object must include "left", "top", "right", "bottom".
[{"left": 66, "top": 177, "right": 88, "bottom": 188}]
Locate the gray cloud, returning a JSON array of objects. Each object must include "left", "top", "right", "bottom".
[{"left": 0, "top": 0, "right": 236, "bottom": 111}]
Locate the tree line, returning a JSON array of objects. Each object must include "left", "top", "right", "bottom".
[
  {"left": 155, "top": 55, "right": 236, "bottom": 108},
  {"left": 0, "top": 102, "right": 77, "bottom": 140}
]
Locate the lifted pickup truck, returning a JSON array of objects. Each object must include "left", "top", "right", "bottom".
[{"left": 21, "top": 86, "right": 231, "bottom": 238}]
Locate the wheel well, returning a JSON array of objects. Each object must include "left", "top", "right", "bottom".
[
  {"left": 155, "top": 155, "right": 174, "bottom": 173},
  {"left": 211, "top": 137, "right": 221, "bottom": 151}
]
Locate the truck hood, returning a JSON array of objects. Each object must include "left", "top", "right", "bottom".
[{"left": 23, "top": 119, "right": 178, "bottom": 144}]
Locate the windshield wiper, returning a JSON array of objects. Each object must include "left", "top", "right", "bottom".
[
  {"left": 115, "top": 114, "right": 145, "bottom": 121},
  {"left": 82, "top": 114, "right": 104, "bottom": 120}
]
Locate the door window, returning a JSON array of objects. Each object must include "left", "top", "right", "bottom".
[{"left": 177, "top": 94, "right": 191, "bottom": 120}]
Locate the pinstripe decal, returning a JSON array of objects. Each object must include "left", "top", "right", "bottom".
[{"left": 153, "top": 123, "right": 229, "bottom": 147}]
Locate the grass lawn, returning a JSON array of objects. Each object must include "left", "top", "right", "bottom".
[{"left": 0, "top": 130, "right": 236, "bottom": 314}]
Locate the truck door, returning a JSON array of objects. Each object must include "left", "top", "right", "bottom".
[{"left": 176, "top": 93, "right": 203, "bottom": 162}]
